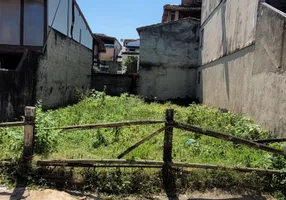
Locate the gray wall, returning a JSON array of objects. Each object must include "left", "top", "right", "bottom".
[
  {"left": 201, "top": 0, "right": 221, "bottom": 23},
  {"left": 198, "top": 2, "right": 286, "bottom": 137},
  {"left": 200, "top": 0, "right": 259, "bottom": 65},
  {"left": 92, "top": 73, "right": 138, "bottom": 96},
  {"left": 36, "top": 28, "right": 93, "bottom": 109},
  {"left": 138, "top": 18, "right": 200, "bottom": 100},
  {"left": 0, "top": 52, "right": 38, "bottom": 121}
]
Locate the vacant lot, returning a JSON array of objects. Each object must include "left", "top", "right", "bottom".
[{"left": 1, "top": 92, "right": 285, "bottom": 197}]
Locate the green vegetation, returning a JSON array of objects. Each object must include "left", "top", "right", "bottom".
[
  {"left": 1, "top": 91, "right": 286, "bottom": 195},
  {"left": 124, "top": 56, "right": 138, "bottom": 74}
]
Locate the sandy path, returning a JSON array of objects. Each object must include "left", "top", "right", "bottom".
[{"left": 0, "top": 187, "right": 275, "bottom": 200}]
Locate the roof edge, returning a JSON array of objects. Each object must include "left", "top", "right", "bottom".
[{"left": 137, "top": 17, "right": 200, "bottom": 33}]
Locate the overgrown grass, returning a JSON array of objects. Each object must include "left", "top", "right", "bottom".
[{"left": 1, "top": 91, "right": 286, "bottom": 195}]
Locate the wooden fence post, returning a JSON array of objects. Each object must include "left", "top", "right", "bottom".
[
  {"left": 164, "top": 109, "right": 174, "bottom": 162},
  {"left": 163, "top": 109, "right": 177, "bottom": 197},
  {"left": 23, "top": 106, "right": 36, "bottom": 158}
]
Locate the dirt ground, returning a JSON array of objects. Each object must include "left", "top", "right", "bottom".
[
  {"left": 0, "top": 188, "right": 274, "bottom": 200},
  {"left": 0, "top": 187, "right": 275, "bottom": 200}
]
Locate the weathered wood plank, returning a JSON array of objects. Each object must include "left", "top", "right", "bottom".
[
  {"left": 164, "top": 109, "right": 174, "bottom": 163},
  {"left": 254, "top": 138, "right": 286, "bottom": 144},
  {"left": 36, "top": 159, "right": 284, "bottom": 174},
  {"left": 174, "top": 122, "right": 286, "bottom": 156},
  {"left": 0, "top": 121, "right": 25, "bottom": 128},
  {"left": 39, "top": 120, "right": 166, "bottom": 131},
  {"left": 23, "top": 106, "right": 36, "bottom": 158},
  {"left": 118, "top": 126, "right": 168, "bottom": 159}
]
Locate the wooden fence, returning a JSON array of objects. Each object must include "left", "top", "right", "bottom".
[{"left": 1, "top": 107, "right": 286, "bottom": 175}]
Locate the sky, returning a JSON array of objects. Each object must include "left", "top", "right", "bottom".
[{"left": 77, "top": 0, "right": 181, "bottom": 41}]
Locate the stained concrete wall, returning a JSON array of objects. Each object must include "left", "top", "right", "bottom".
[
  {"left": 201, "top": 0, "right": 221, "bottom": 23},
  {"left": 36, "top": 28, "right": 93, "bottom": 109},
  {"left": 197, "top": 46, "right": 255, "bottom": 114},
  {"left": 198, "top": 3, "right": 286, "bottom": 137},
  {"left": 0, "top": 52, "right": 38, "bottom": 121},
  {"left": 92, "top": 73, "right": 138, "bottom": 96},
  {"left": 138, "top": 18, "right": 200, "bottom": 100},
  {"left": 200, "top": 0, "right": 259, "bottom": 65}
]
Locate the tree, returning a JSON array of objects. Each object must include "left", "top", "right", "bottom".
[{"left": 124, "top": 56, "right": 138, "bottom": 74}]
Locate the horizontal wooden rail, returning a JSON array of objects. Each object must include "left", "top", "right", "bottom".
[
  {"left": 38, "top": 120, "right": 166, "bottom": 131},
  {"left": 0, "top": 121, "right": 25, "bottom": 128},
  {"left": 254, "top": 138, "right": 286, "bottom": 144},
  {"left": 36, "top": 159, "right": 284, "bottom": 174},
  {"left": 174, "top": 122, "right": 286, "bottom": 156}
]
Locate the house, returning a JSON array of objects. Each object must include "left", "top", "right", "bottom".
[
  {"left": 136, "top": 0, "right": 201, "bottom": 101},
  {"left": 93, "top": 37, "right": 107, "bottom": 69},
  {"left": 121, "top": 39, "right": 140, "bottom": 74},
  {"left": 162, "top": 0, "right": 202, "bottom": 23},
  {"left": 198, "top": 0, "right": 286, "bottom": 137},
  {"left": 137, "top": 18, "right": 200, "bottom": 101},
  {"left": 93, "top": 34, "right": 122, "bottom": 74},
  {"left": 0, "top": 0, "right": 96, "bottom": 121}
]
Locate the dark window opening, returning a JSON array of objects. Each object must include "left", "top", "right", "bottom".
[
  {"left": 0, "top": 53, "right": 23, "bottom": 71},
  {"left": 200, "top": 29, "right": 204, "bottom": 48},
  {"left": 198, "top": 71, "right": 201, "bottom": 84},
  {"left": 170, "top": 12, "right": 176, "bottom": 21},
  {"left": 128, "top": 48, "right": 136, "bottom": 52}
]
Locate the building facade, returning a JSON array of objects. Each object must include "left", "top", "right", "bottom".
[
  {"left": 121, "top": 39, "right": 140, "bottom": 74},
  {"left": 162, "top": 0, "right": 201, "bottom": 23},
  {"left": 0, "top": 0, "right": 95, "bottom": 121},
  {"left": 137, "top": 18, "right": 200, "bottom": 101},
  {"left": 93, "top": 34, "right": 122, "bottom": 74},
  {"left": 197, "top": 0, "right": 286, "bottom": 137}
]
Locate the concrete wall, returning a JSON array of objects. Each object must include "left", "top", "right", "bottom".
[
  {"left": 0, "top": 52, "right": 38, "bottom": 121},
  {"left": 198, "top": 2, "right": 286, "bottom": 137},
  {"left": 201, "top": 0, "right": 221, "bottom": 23},
  {"left": 197, "top": 46, "right": 255, "bottom": 114},
  {"left": 91, "top": 73, "right": 138, "bottom": 96},
  {"left": 248, "top": 3, "right": 286, "bottom": 137},
  {"left": 138, "top": 18, "right": 200, "bottom": 100},
  {"left": 36, "top": 28, "right": 93, "bottom": 109},
  {"left": 200, "top": 0, "right": 259, "bottom": 65}
]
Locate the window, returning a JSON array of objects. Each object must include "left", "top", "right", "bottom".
[
  {"left": 128, "top": 48, "right": 135, "bottom": 52},
  {"left": 170, "top": 12, "right": 175, "bottom": 21},
  {"left": 200, "top": 29, "right": 204, "bottom": 48},
  {"left": 104, "top": 44, "right": 115, "bottom": 48},
  {"left": 0, "top": 0, "right": 21, "bottom": 45}
]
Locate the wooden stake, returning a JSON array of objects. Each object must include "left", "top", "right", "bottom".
[
  {"left": 117, "top": 126, "right": 169, "bottom": 159},
  {"left": 164, "top": 109, "right": 174, "bottom": 163},
  {"left": 23, "top": 106, "right": 36, "bottom": 158},
  {"left": 163, "top": 109, "right": 176, "bottom": 196}
]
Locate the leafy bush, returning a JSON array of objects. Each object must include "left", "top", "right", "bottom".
[{"left": 124, "top": 56, "right": 138, "bottom": 74}]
